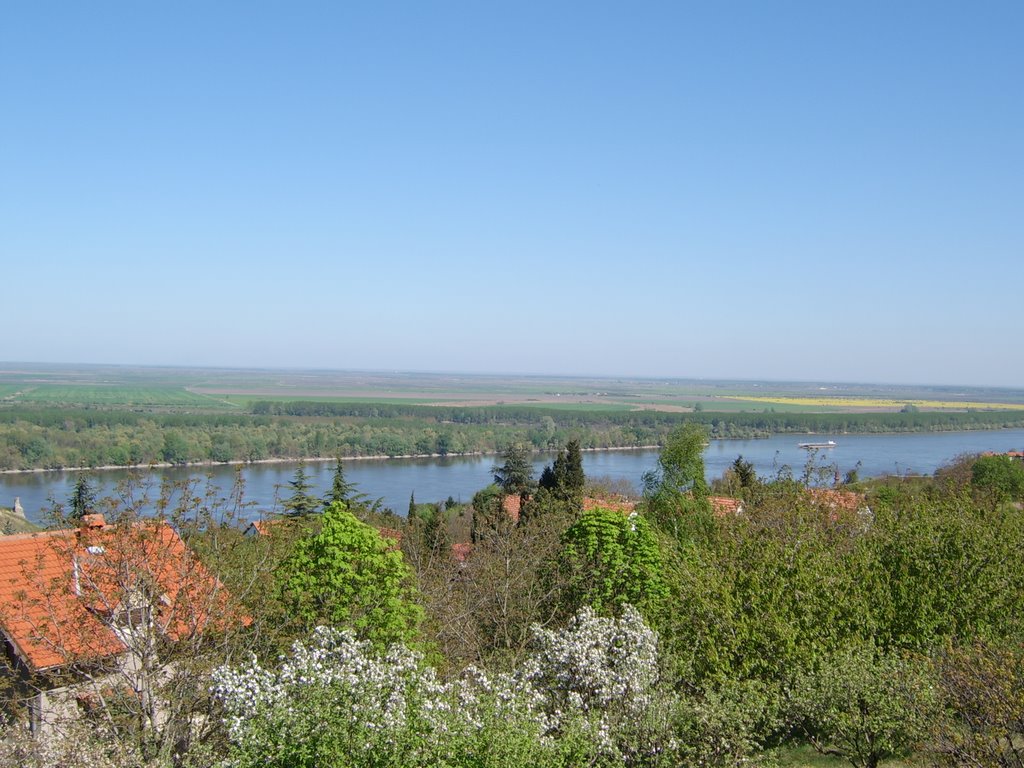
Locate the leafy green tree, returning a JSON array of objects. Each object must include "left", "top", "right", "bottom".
[
  {"left": 789, "top": 643, "right": 938, "bottom": 768},
  {"left": 276, "top": 502, "right": 423, "bottom": 649},
  {"left": 644, "top": 423, "right": 709, "bottom": 504},
  {"left": 931, "top": 640, "right": 1024, "bottom": 768},
  {"left": 864, "top": 488, "right": 1024, "bottom": 653},
  {"left": 68, "top": 473, "right": 97, "bottom": 521},
  {"left": 644, "top": 423, "right": 712, "bottom": 544},
  {"left": 282, "top": 464, "right": 319, "bottom": 518},
  {"left": 555, "top": 506, "right": 668, "bottom": 624},
  {"left": 971, "top": 454, "right": 1024, "bottom": 501},
  {"left": 161, "top": 430, "right": 190, "bottom": 464}
]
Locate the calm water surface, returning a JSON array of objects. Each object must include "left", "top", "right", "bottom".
[{"left": 4, "top": 430, "right": 1024, "bottom": 525}]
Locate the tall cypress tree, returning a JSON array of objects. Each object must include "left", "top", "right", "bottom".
[{"left": 563, "top": 439, "right": 585, "bottom": 499}]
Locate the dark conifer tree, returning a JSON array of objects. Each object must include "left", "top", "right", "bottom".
[
  {"left": 562, "top": 439, "right": 585, "bottom": 506},
  {"left": 283, "top": 464, "right": 319, "bottom": 517},
  {"left": 493, "top": 444, "right": 534, "bottom": 498},
  {"left": 538, "top": 464, "right": 558, "bottom": 491},
  {"left": 68, "top": 474, "right": 97, "bottom": 521},
  {"left": 323, "top": 458, "right": 357, "bottom": 508}
]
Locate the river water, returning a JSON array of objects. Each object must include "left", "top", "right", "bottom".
[{"left": 4, "top": 430, "right": 1024, "bottom": 525}]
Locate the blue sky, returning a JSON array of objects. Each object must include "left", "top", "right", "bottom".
[{"left": 2, "top": 2, "right": 1021, "bottom": 386}]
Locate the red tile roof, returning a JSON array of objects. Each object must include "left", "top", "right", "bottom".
[
  {"left": 450, "top": 543, "right": 473, "bottom": 563},
  {"left": 710, "top": 497, "right": 744, "bottom": 517},
  {"left": 582, "top": 496, "right": 637, "bottom": 514},
  {"left": 501, "top": 495, "right": 522, "bottom": 523},
  {"left": 807, "top": 489, "right": 868, "bottom": 514},
  {"left": 0, "top": 517, "right": 246, "bottom": 671}
]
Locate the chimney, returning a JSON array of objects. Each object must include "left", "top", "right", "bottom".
[{"left": 80, "top": 513, "right": 106, "bottom": 529}]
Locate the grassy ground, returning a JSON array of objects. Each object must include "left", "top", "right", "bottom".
[
  {"left": 777, "top": 745, "right": 911, "bottom": 768},
  {"left": 0, "top": 508, "right": 42, "bottom": 534}
]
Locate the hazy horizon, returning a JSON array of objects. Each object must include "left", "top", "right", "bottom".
[{"left": 2, "top": 359, "right": 1021, "bottom": 394}]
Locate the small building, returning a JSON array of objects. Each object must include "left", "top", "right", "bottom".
[{"left": 0, "top": 514, "right": 247, "bottom": 736}]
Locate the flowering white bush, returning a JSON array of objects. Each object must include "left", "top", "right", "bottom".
[
  {"left": 520, "top": 605, "right": 674, "bottom": 764},
  {"left": 211, "top": 608, "right": 675, "bottom": 767}
]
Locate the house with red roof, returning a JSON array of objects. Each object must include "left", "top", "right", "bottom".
[{"left": 0, "top": 514, "right": 247, "bottom": 735}]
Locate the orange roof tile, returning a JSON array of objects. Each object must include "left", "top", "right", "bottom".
[
  {"left": 0, "top": 519, "right": 246, "bottom": 671},
  {"left": 806, "top": 488, "right": 867, "bottom": 513},
  {"left": 710, "top": 497, "right": 744, "bottom": 517},
  {"left": 450, "top": 543, "right": 473, "bottom": 563},
  {"left": 501, "top": 495, "right": 522, "bottom": 523},
  {"left": 582, "top": 496, "right": 637, "bottom": 514}
]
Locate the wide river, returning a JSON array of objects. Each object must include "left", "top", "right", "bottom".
[{"left": 4, "top": 429, "right": 1024, "bottom": 526}]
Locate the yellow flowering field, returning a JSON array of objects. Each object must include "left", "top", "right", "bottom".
[{"left": 722, "top": 396, "right": 1024, "bottom": 411}]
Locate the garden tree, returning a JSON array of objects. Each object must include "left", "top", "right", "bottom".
[
  {"left": 660, "top": 486, "right": 874, "bottom": 684},
  {"left": 521, "top": 605, "right": 679, "bottom": 765},
  {"left": 554, "top": 506, "right": 668, "bottom": 625},
  {"left": 709, "top": 455, "right": 757, "bottom": 498},
  {"left": 930, "top": 640, "right": 1024, "bottom": 768},
  {"left": 863, "top": 487, "right": 1024, "bottom": 653},
  {"left": 731, "top": 455, "right": 756, "bottom": 489},
  {"left": 789, "top": 643, "right": 938, "bottom": 768},
  {"left": 414, "top": 495, "right": 569, "bottom": 668},
  {"left": 971, "top": 454, "right": 1024, "bottom": 501},
  {"left": 493, "top": 443, "right": 535, "bottom": 500},
  {"left": 643, "top": 423, "right": 713, "bottom": 544},
  {"left": 68, "top": 473, "right": 97, "bottom": 521},
  {"left": 538, "top": 439, "right": 586, "bottom": 513},
  {"left": 538, "top": 464, "right": 556, "bottom": 490},
  {"left": 323, "top": 458, "right": 358, "bottom": 508},
  {"left": 282, "top": 464, "right": 319, "bottom": 517},
  {"left": 470, "top": 483, "right": 507, "bottom": 544},
  {"left": 421, "top": 504, "right": 449, "bottom": 557},
  {"left": 276, "top": 502, "right": 423, "bottom": 649}
]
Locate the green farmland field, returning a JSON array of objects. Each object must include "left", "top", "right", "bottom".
[{"left": 10, "top": 385, "right": 234, "bottom": 409}]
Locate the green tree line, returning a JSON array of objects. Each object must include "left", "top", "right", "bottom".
[{"left": 2, "top": 402, "right": 1023, "bottom": 470}]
